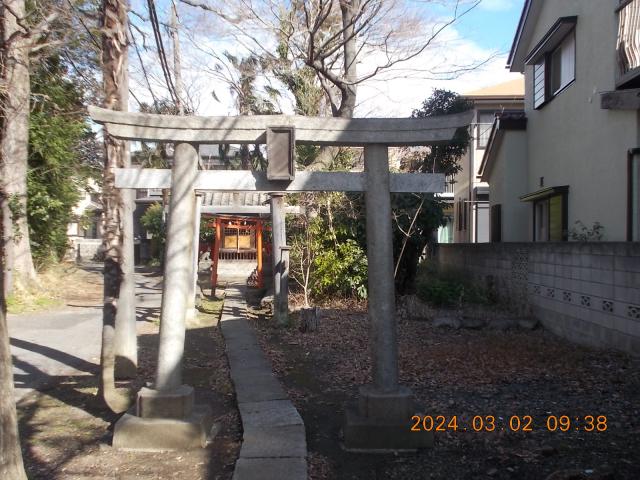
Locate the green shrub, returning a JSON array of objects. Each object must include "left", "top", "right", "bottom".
[
  {"left": 141, "top": 203, "right": 165, "bottom": 242},
  {"left": 416, "top": 276, "right": 463, "bottom": 307},
  {"left": 312, "top": 239, "right": 368, "bottom": 299},
  {"left": 415, "top": 264, "right": 493, "bottom": 307}
]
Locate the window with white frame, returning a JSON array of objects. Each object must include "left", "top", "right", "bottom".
[
  {"left": 550, "top": 31, "right": 576, "bottom": 94},
  {"left": 476, "top": 111, "right": 496, "bottom": 149},
  {"left": 529, "top": 18, "right": 577, "bottom": 109}
]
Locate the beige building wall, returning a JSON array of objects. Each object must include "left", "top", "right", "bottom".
[
  {"left": 485, "top": 130, "right": 530, "bottom": 242},
  {"left": 454, "top": 89, "right": 524, "bottom": 243},
  {"left": 521, "top": 0, "right": 639, "bottom": 241}
]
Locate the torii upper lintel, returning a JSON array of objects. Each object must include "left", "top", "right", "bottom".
[{"left": 88, "top": 106, "right": 473, "bottom": 147}]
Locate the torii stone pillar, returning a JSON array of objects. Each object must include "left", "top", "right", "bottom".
[
  {"left": 114, "top": 186, "right": 137, "bottom": 379},
  {"left": 113, "top": 142, "right": 212, "bottom": 451},
  {"left": 256, "top": 220, "right": 264, "bottom": 288},
  {"left": 156, "top": 142, "right": 197, "bottom": 390},
  {"left": 114, "top": 142, "right": 137, "bottom": 379},
  {"left": 186, "top": 193, "right": 202, "bottom": 321},
  {"left": 343, "top": 145, "right": 432, "bottom": 450},
  {"left": 270, "top": 193, "right": 288, "bottom": 326}
]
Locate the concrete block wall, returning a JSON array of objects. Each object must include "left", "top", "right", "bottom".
[
  {"left": 437, "top": 243, "right": 640, "bottom": 355},
  {"left": 68, "top": 238, "right": 103, "bottom": 262}
]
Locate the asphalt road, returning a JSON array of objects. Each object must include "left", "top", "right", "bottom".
[
  {"left": 9, "top": 306, "right": 103, "bottom": 400},
  {"left": 8, "top": 268, "right": 164, "bottom": 401}
]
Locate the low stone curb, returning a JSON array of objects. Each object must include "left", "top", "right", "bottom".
[{"left": 220, "top": 285, "right": 308, "bottom": 480}]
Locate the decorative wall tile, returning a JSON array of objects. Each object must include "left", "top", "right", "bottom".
[
  {"left": 602, "top": 300, "right": 614, "bottom": 313},
  {"left": 580, "top": 295, "right": 591, "bottom": 308},
  {"left": 563, "top": 291, "right": 572, "bottom": 302}
]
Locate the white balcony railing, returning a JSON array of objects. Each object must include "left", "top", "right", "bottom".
[{"left": 616, "top": 0, "right": 640, "bottom": 87}]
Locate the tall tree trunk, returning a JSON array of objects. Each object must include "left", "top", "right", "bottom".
[
  {"left": 100, "top": 0, "right": 133, "bottom": 412},
  {"left": 0, "top": 0, "right": 37, "bottom": 298},
  {"left": 0, "top": 195, "right": 27, "bottom": 479},
  {"left": 337, "top": 0, "right": 359, "bottom": 119}
]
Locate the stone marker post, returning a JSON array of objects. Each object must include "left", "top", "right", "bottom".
[
  {"left": 343, "top": 144, "right": 432, "bottom": 451},
  {"left": 270, "top": 193, "right": 288, "bottom": 326}
]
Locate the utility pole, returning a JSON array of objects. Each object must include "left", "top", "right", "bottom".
[{"left": 170, "top": 0, "right": 184, "bottom": 115}]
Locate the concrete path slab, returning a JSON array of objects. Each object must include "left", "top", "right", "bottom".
[
  {"left": 220, "top": 285, "right": 307, "bottom": 480},
  {"left": 239, "top": 425, "right": 307, "bottom": 458},
  {"left": 232, "top": 457, "right": 307, "bottom": 480},
  {"left": 232, "top": 376, "right": 289, "bottom": 404},
  {"left": 238, "top": 400, "right": 303, "bottom": 428}
]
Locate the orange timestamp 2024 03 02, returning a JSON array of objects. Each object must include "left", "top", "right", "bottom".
[{"left": 409, "top": 415, "right": 608, "bottom": 433}]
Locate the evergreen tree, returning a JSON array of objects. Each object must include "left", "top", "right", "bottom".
[
  {"left": 393, "top": 90, "right": 472, "bottom": 294},
  {"left": 28, "top": 54, "right": 97, "bottom": 265}
]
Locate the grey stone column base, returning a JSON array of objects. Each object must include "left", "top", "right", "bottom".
[
  {"left": 343, "top": 385, "right": 433, "bottom": 452},
  {"left": 342, "top": 406, "right": 434, "bottom": 452},
  {"left": 357, "top": 385, "right": 413, "bottom": 422},
  {"left": 112, "top": 404, "right": 215, "bottom": 451},
  {"left": 136, "top": 385, "right": 195, "bottom": 419}
]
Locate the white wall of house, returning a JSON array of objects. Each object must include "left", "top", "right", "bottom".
[
  {"left": 520, "top": 0, "right": 639, "bottom": 241},
  {"left": 66, "top": 178, "right": 103, "bottom": 261}
]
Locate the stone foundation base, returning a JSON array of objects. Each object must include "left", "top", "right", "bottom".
[
  {"left": 113, "top": 405, "right": 215, "bottom": 451},
  {"left": 343, "top": 385, "right": 433, "bottom": 452},
  {"left": 137, "top": 385, "right": 194, "bottom": 419},
  {"left": 343, "top": 407, "right": 433, "bottom": 452}
]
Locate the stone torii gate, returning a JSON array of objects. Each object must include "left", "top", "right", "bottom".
[{"left": 89, "top": 106, "right": 471, "bottom": 451}]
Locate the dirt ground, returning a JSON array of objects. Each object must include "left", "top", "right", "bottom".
[
  {"left": 250, "top": 299, "right": 640, "bottom": 480},
  {"left": 13, "top": 266, "right": 640, "bottom": 479},
  {"left": 16, "top": 266, "right": 241, "bottom": 479}
]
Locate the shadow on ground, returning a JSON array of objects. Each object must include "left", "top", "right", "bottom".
[{"left": 16, "top": 291, "right": 241, "bottom": 479}]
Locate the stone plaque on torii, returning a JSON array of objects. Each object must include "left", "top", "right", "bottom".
[{"left": 89, "top": 106, "right": 472, "bottom": 452}]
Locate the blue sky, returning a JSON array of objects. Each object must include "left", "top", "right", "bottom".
[
  {"left": 354, "top": 0, "right": 528, "bottom": 115},
  {"left": 458, "top": 0, "right": 526, "bottom": 53}
]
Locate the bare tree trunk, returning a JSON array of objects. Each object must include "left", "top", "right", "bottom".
[
  {"left": 308, "top": 0, "right": 359, "bottom": 171},
  {"left": 337, "top": 0, "right": 359, "bottom": 119},
  {"left": 0, "top": 0, "right": 37, "bottom": 298},
  {"left": 100, "top": 0, "right": 133, "bottom": 412},
  {"left": 0, "top": 191, "right": 27, "bottom": 480}
]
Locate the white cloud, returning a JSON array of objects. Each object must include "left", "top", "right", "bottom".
[
  {"left": 355, "top": 27, "right": 520, "bottom": 117},
  {"left": 477, "top": 0, "right": 516, "bottom": 12}
]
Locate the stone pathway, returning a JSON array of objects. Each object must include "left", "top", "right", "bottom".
[{"left": 220, "top": 284, "right": 308, "bottom": 480}]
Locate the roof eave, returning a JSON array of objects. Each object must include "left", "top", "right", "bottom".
[
  {"left": 463, "top": 94, "right": 525, "bottom": 102},
  {"left": 507, "top": 0, "right": 543, "bottom": 73},
  {"left": 479, "top": 115, "right": 527, "bottom": 182},
  {"left": 479, "top": 122, "right": 501, "bottom": 182}
]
